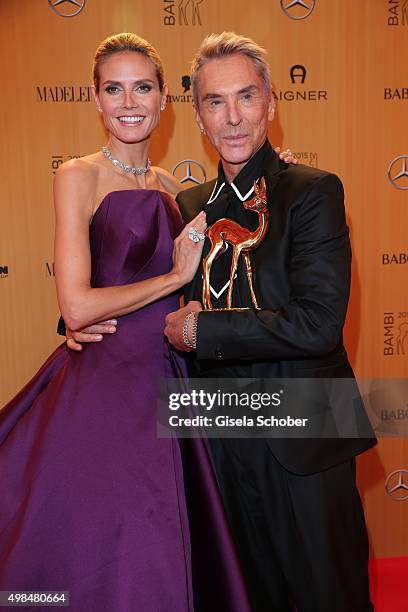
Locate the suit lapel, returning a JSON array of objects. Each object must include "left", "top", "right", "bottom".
[{"left": 263, "top": 147, "right": 287, "bottom": 207}]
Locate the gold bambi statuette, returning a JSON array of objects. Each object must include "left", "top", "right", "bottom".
[{"left": 202, "top": 177, "right": 269, "bottom": 311}]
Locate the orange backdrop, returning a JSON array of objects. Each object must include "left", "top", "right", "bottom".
[{"left": 0, "top": 0, "right": 407, "bottom": 559}]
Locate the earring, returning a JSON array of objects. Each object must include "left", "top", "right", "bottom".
[
  {"left": 160, "top": 103, "right": 166, "bottom": 111},
  {"left": 97, "top": 105, "right": 102, "bottom": 112}
]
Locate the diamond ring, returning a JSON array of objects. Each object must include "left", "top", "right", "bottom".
[{"left": 188, "top": 227, "right": 206, "bottom": 243}]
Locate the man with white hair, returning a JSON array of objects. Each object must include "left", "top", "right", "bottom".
[{"left": 164, "top": 32, "right": 375, "bottom": 611}]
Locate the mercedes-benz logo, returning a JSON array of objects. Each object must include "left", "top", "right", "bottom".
[
  {"left": 385, "top": 469, "right": 408, "bottom": 501},
  {"left": 388, "top": 155, "right": 408, "bottom": 190},
  {"left": 280, "top": 0, "right": 315, "bottom": 20},
  {"left": 48, "top": 0, "right": 86, "bottom": 17},
  {"left": 172, "top": 160, "right": 206, "bottom": 185}
]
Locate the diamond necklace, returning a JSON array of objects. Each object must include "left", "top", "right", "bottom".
[{"left": 102, "top": 146, "right": 151, "bottom": 176}]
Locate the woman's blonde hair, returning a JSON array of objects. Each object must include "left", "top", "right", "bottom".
[{"left": 93, "top": 32, "right": 164, "bottom": 92}]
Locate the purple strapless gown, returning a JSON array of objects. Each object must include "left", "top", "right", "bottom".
[{"left": 0, "top": 190, "right": 251, "bottom": 612}]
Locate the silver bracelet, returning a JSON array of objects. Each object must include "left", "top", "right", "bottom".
[
  {"left": 182, "top": 312, "right": 198, "bottom": 350},
  {"left": 190, "top": 312, "right": 198, "bottom": 349}
]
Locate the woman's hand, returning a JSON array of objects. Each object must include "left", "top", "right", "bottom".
[
  {"left": 66, "top": 320, "right": 118, "bottom": 351},
  {"left": 274, "top": 146, "right": 298, "bottom": 165},
  {"left": 171, "top": 211, "right": 207, "bottom": 285}
]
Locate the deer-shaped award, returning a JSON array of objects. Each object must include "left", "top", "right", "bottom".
[{"left": 202, "top": 176, "right": 269, "bottom": 311}]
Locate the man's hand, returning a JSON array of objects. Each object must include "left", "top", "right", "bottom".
[
  {"left": 164, "top": 301, "right": 202, "bottom": 351},
  {"left": 66, "top": 320, "right": 118, "bottom": 352}
]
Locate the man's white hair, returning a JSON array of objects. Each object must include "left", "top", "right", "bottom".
[{"left": 191, "top": 31, "right": 271, "bottom": 106}]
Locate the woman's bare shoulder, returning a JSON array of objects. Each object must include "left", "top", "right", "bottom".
[
  {"left": 54, "top": 154, "right": 102, "bottom": 199},
  {"left": 55, "top": 153, "right": 100, "bottom": 181},
  {"left": 53, "top": 155, "right": 103, "bottom": 217}
]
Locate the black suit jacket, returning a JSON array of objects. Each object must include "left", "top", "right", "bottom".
[{"left": 176, "top": 146, "right": 376, "bottom": 474}]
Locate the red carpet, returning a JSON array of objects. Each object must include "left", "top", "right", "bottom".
[{"left": 369, "top": 557, "right": 408, "bottom": 611}]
